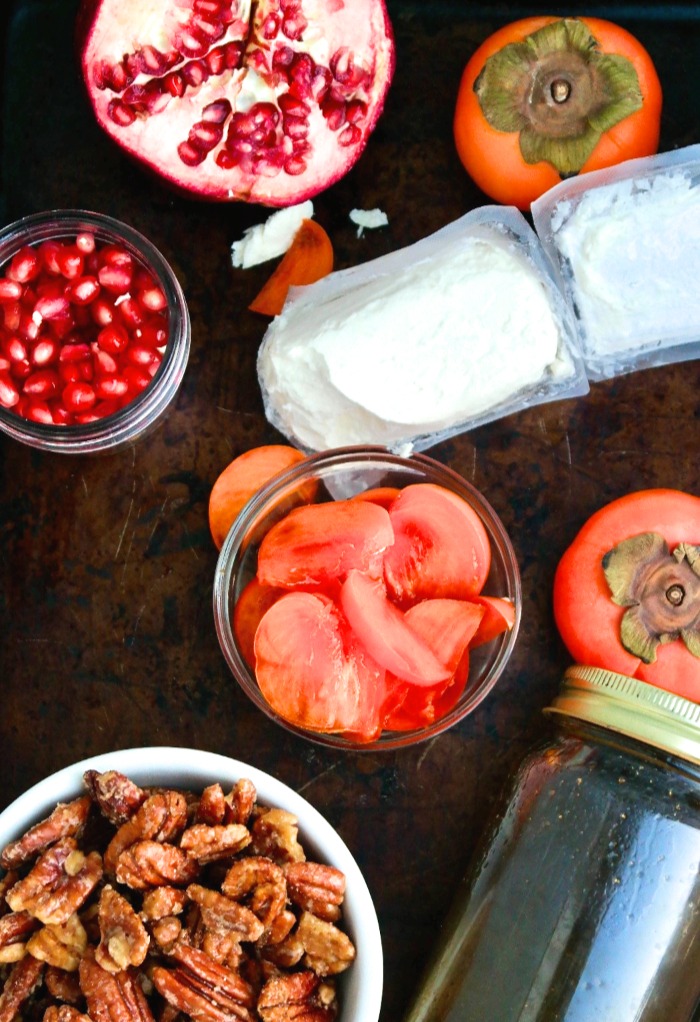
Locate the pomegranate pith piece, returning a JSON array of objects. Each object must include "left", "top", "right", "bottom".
[{"left": 77, "top": 0, "right": 395, "bottom": 206}]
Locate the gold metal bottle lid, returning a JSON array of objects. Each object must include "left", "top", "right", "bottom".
[{"left": 545, "top": 665, "right": 700, "bottom": 766}]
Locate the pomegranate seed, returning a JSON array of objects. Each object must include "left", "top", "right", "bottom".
[
  {"left": 339, "top": 123, "right": 362, "bottom": 147},
  {"left": 13, "top": 360, "right": 32, "bottom": 380},
  {"left": 123, "top": 365, "right": 152, "bottom": 394},
  {"left": 78, "top": 359, "right": 94, "bottom": 382},
  {"left": 75, "top": 233, "right": 96, "bottom": 254},
  {"left": 18, "top": 312, "right": 40, "bottom": 342},
  {"left": 202, "top": 99, "right": 232, "bottom": 124},
  {"left": 25, "top": 398, "right": 54, "bottom": 424},
  {"left": 107, "top": 99, "right": 137, "bottom": 126},
  {"left": 117, "top": 297, "right": 144, "bottom": 328},
  {"left": 3, "top": 335, "right": 28, "bottom": 362},
  {"left": 125, "top": 342, "right": 158, "bottom": 367},
  {"left": 0, "top": 279, "right": 24, "bottom": 301},
  {"left": 3, "top": 301, "right": 21, "bottom": 331},
  {"left": 50, "top": 403, "right": 72, "bottom": 425},
  {"left": 0, "top": 372, "right": 20, "bottom": 407},
  {"left": 136, "top": 318, "right": 168, "bottom": 348},
  {"left": 137, "top": 285, "right": 167, "bottom": 312},
  {"left": 91, "top": 297, "right": 116, "bottom": 326},
  {"left": 0, "top": 356, "right": 10, "bottom": 372},
  {"left": 163, "top": 72, "right": 186, "bottom": 98},
  {"left": 98, "top": 264, "right": 133, "bottom": 295},
  {"left": 59, "top": 342, "right": 91, "bottom": 362},
  {"left": 31, "top": 338, "right": 60, "bottom": 366},
  {"left": 38, "top": 241, "right": 64, "bottom": 275},
  {"left": 34, "top": 293, "right": 70, "bottom": 321},
  {"left": 23, "top": 369, "right": 59, "bottom": 398},
  {"left": 181, "top": 60, "right": 209, "bottom": 87},
  {"left": 284, "top": 154, "right": 307, "bottom": 176},
  {"left": 95, "top": 375, "right": 129, "bottom": 400},
  {"left": 92, "top": 347, "right": 118, "bottom": 375},
  {"left": 67, "top": 276, "right": 101, "bottom": 305},
  {"left": 147, "top": 351, "right": 164, "bottom": 376},
  {"left": 59, "top": 362, "right": 82, "bottom": 385},
  {"left": 8, "top": 246, "right": 41, "bottom": 283},
  {"left": 57, "top": 246, "right": 84, "bottom": 280},
  {"left": 97, "top": 323, "right": 129, "bottom": 355},
  {"left": 63, "top": 381, "right": 96, "bottom": 413},
  {"left": 178, "top": 142, "right": 207, "bottom": 167}
]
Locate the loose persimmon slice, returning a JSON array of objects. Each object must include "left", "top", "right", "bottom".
[
  {"left": 233, "top": 577, "right": 285, "bottom": 669},
  {"left": 249, "top": 220, "right": 334, "bottom": 317},
  {"left": 254, "top": 591, "right": 385, "bottom": 741},
  {"left": 257, "top": 499, "right": 394, "bottom": 589},
  {"left": 470, "top": 595, "right": 516, "bottom": 648},
  {"left": 383, "top": 598, "right": 484, "bottom": 730},
  {"left": 209, "top": 445, "right": 310, "bottom": 550},
  {"left": 383, "top": 483, "right": 492, "bottom": 605},
  {"left": 351, "top": 486, "right": 401, "bottom": 510},
  {"left": 340, "top": 570, "right": 451, "bottom": 686}
]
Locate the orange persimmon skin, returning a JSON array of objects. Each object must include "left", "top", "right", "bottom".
[
  {"left": 454, "top": 16, "right": 663, "bottom": 210},
  {"left": 249, "top": 219, "right": 334, "bottom": 316}
]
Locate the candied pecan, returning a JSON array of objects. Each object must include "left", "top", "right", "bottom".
[
  {"left": 295, "top": 913, "right": 355, "bottom": 977},
  {"left": 26, "top": 913, "right": 87, "bottom": 971},
  {"left": 0, "top": 909, "right": 40, "bottom": 962},
  {"left": 228, "top": 780, "right": 256, "bottom": 827},
  {"left": 200, "top": 930, "right": 243, "bottom": 971},
  {"left": 115, "top": 841, "right": 199, "bottom": 890},
  {"left": 180, "top": 824, "right": 251, "bottom": 865},
  {"left": 79, "top": 951, "right": 155, "bottom": 1022},
  {"left": 141, "top": 886, "right": 188, "bottom": 922},
  {"left": 0, "top": 798, "right": 93, "bottom": 872},
  {"left": 0, "top": 954, "right": 44, "bottom": 1022},
  {"left": 6, "top": 838, "right": 102, "bottom": 925},
  {"left": 186, "top": 885, "right": 264, "bottom": 943},
  {"left": 0, "top": 870, "right": 20, "bottom": 909},
  {"left": 250, "top": 811, "right": 305, "bottom": 865},
  {"left": 104, "top": 792, "right": 189, "bottom": 874},
  {"left": 83, "top": 770, "right": 148, "bottom": 826},
  {"left": 44, "top": 964, "right": 83, "bottom": 1004},
  {"left": 149, "top": 916, "right": 182, "bottom": 951},
  {"left": 284, "top": 863, "right": 345, "bottom": 923},
  {"left": 95, "top": 884, "right": 149, "bottom": 973},
  {"left": 153, "top": 943, "right": 256, "bottom": 1022},
  {"left": 195, "top": 785, "right": 228, "bottom": 826},
  {"left": 221, "top": 858, "right": 286, "bottom": 930},
  {"left": 257, "top": 970, "right": 336, "bottom": 1022},
  {"left": 258, "top": 929, "right": 305, "bottom": 971},
  {"left": 43, "top": 1007, "right": 92, "bottom": 1022}
]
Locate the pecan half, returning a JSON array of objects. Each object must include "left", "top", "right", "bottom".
[
  {"left": 6, "top": 838, "right": 103, "bottom": 925},
  {"left": 0, "top": 954, "right": 44, "bottom": 1022},
  {"left": 0, "top": 910, "right": 40, "bottom": 963},
  {"left": 26, "top": 912, "right": 87, "bottom": 971},
  {"left": 257, "top": 970, "right": 337, "bottom": 1022},
  {"left": 104, "top": 791, "right": 189, "bottom": 874},
  {"left": 44, "top": 964, "right": 83, "bottom": 1004},
  {"left": 95, "top": 884, "right": 150, "bottom": 973},
  {"left": 195, "top": 785, "right": 228, "bottom": 826},
  {"left": 153, "top": 943, "right": 256, "bottom": 1022},
  {"left": 0, "top": 798, "right": 92, "bottom": 871},
  {"left": 221, "top": 858, "right": 286, "bottom": 930},
  {"left": 115, "top": 841, "right": 199, "bottom": 890},
  {"left": 83, "top": 770, "right": 148, "bottom": 825},
  {"left": 284, "top": 863, "right": 345, "bottom": 923},
  {"left": 180, "top": 824, "right": 251, "bottom": 865},
  {"left": 149, "top": 916, "right": 182, "bottom": 952},
  {"left": 141, "top": 886, "right": 188, "bottom": 922},
  {"left": 228, "top": 780, "right": 257, "bottom": 827},
  {"left": 250, "top": 811, "right": 305, "bottom": 865},
  {"left": 187, "top": 885, "right": 264, "bottom": 943},
  {"left": 79, "top": 951, "right": 155, "bottom": 1022},
  {"left": 43, "top": 1006, "right": 92, "bottom": 1022},
  {"left": 295, "top": 913, "right": 355, "bottom": 977}
]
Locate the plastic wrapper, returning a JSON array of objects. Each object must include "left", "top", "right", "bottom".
[
  {"left": 532, "top": 145, "right": 700, "bottom": 381},
  {"left": 257, "top": 206, "right": 587, "bottom": 455}
]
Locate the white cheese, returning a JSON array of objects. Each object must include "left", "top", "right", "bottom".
[
  {"left": 231, "top": 201, "right": 314, "bottom": 269},
  {"left": 550, "top": 171, "right": 700, "bottom": 366},
  {"left": 349, "top": 208, "right": 389, "bottom": 237},
  {"left": 257, "top": 222, "right": 568, "bottom": 452}
]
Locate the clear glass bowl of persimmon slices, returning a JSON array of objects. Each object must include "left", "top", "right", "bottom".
[{"left": 213, "top": 446, "right": 522, "bottom": 750}]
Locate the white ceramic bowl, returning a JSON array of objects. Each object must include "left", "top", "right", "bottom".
[{"left": 0, "top": 746, "right": 383, "bottom": 1022}]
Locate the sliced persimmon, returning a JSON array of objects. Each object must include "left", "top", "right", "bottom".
[
  {"left": 249, "top": 219, "right": 334, "bottom": 317},
  {"left": 383, "top": 598, "right": 483, "bottom": 730},
  {"left": 209, "top": 445, "right": 310, "bottom": 549},
  {"left": 340, "top": 570, "right": 451, "bottom": 687},
  {"left": 351, "top": 486, "right": 401, "bottom": 510},
  {"left": 233, "top": 577, "right": 285, "bottom": 669},
  {"left": 383, "top": 483, "right": 492, "bottom": 605},
  {"left": 470, "top": 596, "right": 516, "bottom": 648},
  {"left": 254, "top": 591, "right": 385, "bottom": 741},
  {"left": 257, "top": 499, "right": 394, "bottom": 589}
]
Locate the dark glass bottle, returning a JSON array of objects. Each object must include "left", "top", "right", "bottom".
[{"left": 403, "top": 666, "right": 700, "bottom": 1022}]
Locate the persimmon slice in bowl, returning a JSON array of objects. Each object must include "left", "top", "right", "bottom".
[
  {"left": 383, "top": 483, "right": 492, "bottom": 604},
  {"left": 254, "top": 591, "right": 385, "bottom": 742}
]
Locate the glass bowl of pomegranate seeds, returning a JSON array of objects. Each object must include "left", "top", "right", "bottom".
[
  {"left": 214, "top": 446, "right": 522, "bottom": 751},
  {"left": 0, "top": 209, "right": 190, "bottom": 453}
]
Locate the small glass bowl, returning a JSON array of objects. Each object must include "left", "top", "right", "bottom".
[
  {"left": 0, "top": 209, "right": 190, "bottom": 454},
  {"left": 214, "top": 446, "right": 522, "bottom": 751}
]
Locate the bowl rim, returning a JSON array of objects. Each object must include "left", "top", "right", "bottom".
[
  {"left": 0, "top": 209, "right": 191, "bottom": 454},
  {"left": 0, "top": 746, "right": 383, "bottom": 1022},
  {"left": 214, "top": 445, "right": 522, "bottom": 751}
]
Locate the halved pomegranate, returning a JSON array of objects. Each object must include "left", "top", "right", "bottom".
[{"left": 77, "top": 0, "right": 395, "bottom": 206}]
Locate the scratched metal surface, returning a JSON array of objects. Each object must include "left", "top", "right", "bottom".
[{"left": 1, "top": 3, "right": 699, "bottom": 1018}]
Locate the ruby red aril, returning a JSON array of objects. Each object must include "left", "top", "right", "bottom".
[
  {"left": 77, "top": 0, "right": 395, "bottom": 206},
  {"left": 0, "top": 230, "right": 169, "bottom": 426}
]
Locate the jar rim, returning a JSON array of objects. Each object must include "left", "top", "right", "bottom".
[{"left": 547, "top": 666, "right": 700, "bottom": 766}]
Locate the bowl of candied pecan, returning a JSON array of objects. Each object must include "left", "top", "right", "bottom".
[{"left": 0, "top": 747, "right": 382, "bottom": 1022}]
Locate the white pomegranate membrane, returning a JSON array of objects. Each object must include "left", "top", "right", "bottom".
[
  {"left": 78, "top": 0, "right": 395, "bottom": 205},
  {"left": 0, "top": 231, "right": 169, "bottom": 426}
]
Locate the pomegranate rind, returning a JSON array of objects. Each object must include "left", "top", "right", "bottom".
[{"left": 77, "top": 0, "right": 396, "bottom": 206}]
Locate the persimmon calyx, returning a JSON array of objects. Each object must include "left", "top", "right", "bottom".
[
  {"left": 473, "top": 17, "right": 643, "bottom": 176},
  {"left": 602, "top": 532, "right": 700, "bottom": 664}
]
